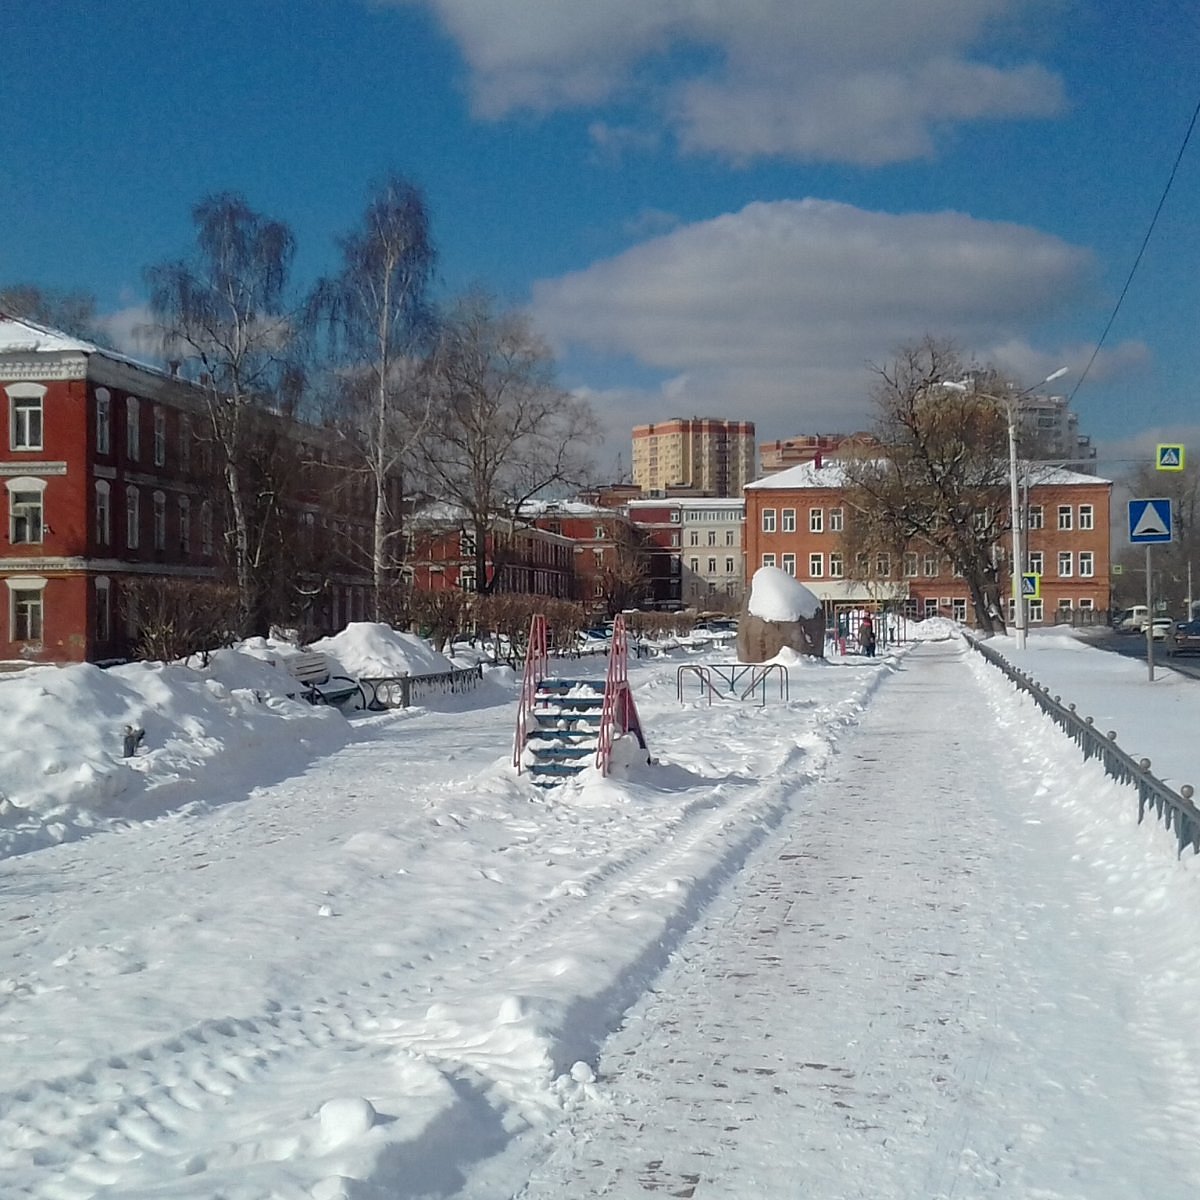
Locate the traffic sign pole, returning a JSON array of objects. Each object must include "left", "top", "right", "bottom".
[{"left": 1145, "top": 545, "right": 1155, "bottom": 682}]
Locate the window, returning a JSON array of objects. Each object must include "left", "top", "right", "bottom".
[
  {"left": 670, "top": 532, "right": 679, "bottom": 546},
  {"left": 594, "top": 525, "right": 606, "bottom": 539},
  {"left": 179, "top": 416, "right": 191, "bottom": 472},
  {"left": 689, "top": 557, "right": 699, "bottom": 573},
  {"left": 829, "top": 552, "right": 843, "bottom": 578},
  {"left": 1028, "top": 551, "right": 1043, "bottom": 574},
  {"left": 96, "top": 388, "right": 111, "bottom": 454},
  {"left": 153, "top": 409, "right": 167, "bottom": 466},
  {"left": 95, "top": 481, "right": 111, "bottom": 545},
  {"left": 809, "top": 508, "right": 824, "bottom": 533},
  {"left": 782, "top": 508, "right": 797, "bottom": 533},
  {"left": 707, "top": 557, "right": 717, "bottom": 573},
  {"left": 95, "top": 577, "right": 111, "bottom": 642},
  {"left": 9, "top": 579, "right": 45, "bottom": 642},
  {"left": 725, "top": 529, "right": 736, "bottom": 546},
  {"left": 126, "top": 397, "right": 140, "bottom": 460},
  {"left": 808, "top": 552, "right": 823, "bottom": 577},
  {"left": 153, "top": 491, "right": 166, "bottom": 551},
  {"left": 8, "top": 482, "right": 45, "bottom": 544},
  {"left": 924, "top": 598, "right": 939, "bottom": 619},
  {"left": 875, "top": 553, "right": 890, "bottom": 577},
  {"left": 762, "top": 553, "right": 776, "bottom": 568},
  {"left": 780, "top": 553, "right": 795, "bottom": 576},
  {"left": 1079, "top": 504, "right": 1094, "bottom": 531},
  {"left": 179, "top": 496, "right": 191, "bottom": 555},
  {"left": 1079, "top": 598, "right": 1095, "bottom": 612},
  {"left": 1028, "top": 599, "right": 1044, "bottom": 624},
  {"left": 1079, "top": 550, "right": 1094, "bottom": 578},
  {"left": 707, "top": 530, "right": 717, "bottom": 546},
  {"left": 923, "top": 553, "right": 938, "bottom": 577},
  {"left": 125, "top": 486, "right": 140, "bottom": 548},
  {"left": 903, "top": 552, "right": 918, "bottom": 577},
  {"left": 829, "top": 508, "right": 844, "bottom": 532},
  {"left": 7, "top": 384, "right": 45, "bottom": 451},
  {"left": 1057, "top": 505, "right": 1072, "bottom": 531},
  {"left": 1058, "top": 551, "right": 1073, "bottom": 577},
  {"left": 762, "top": 508, "right": 776, "bottom": 533},
  {"left": 689, "top": 530, "right": 700, "bottom": 546},
  {"left": 725, "top": 556, "right": 734, "bottom": 574},
  {"left": 1027, "top": 505, "right": 1044, "bottom": 530},
  {"left": 952, "top": 598, "right": 967, "bottom": 622}
]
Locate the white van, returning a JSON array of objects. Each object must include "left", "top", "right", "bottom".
[{"left": 1115, "top": 605, "right": 1149, "bottom": 632}]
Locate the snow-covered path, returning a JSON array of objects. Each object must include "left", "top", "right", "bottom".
[{"left": 471, "top": 640, "right": 1200, "bottom": 1199}]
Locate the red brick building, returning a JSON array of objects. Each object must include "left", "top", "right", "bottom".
[
  {"left": 744, "top": 459, "right": 1112, "bottom": 626},
  {"left": 0, "top": 314, "right": 375, "bottom": 665}
]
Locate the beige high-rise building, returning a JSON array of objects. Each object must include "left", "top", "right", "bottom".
[{"left": 632, "top": 417, "right": 757, "bottom": 496}]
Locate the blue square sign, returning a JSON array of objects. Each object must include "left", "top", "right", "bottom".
[{"left": 1128, "top": 498, "right": 1173, "bottom": 544}]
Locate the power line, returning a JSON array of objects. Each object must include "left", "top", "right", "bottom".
[{"left": 1068, "top": 94, "right": 1200, "bottom": 404}]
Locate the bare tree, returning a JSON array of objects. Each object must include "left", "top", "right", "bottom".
[
  {"left": 145, "top": 194, "right": 303, "bottom": 635},
  {"left": 309, "top": 174, "right": 437, "bottom": 615},
  {"left": 421, "top": 291, "right": 598, "bottom": 594},
  {"left": 841, "top": 337, "right": 1013, "bottom": 634},
  {"left": 0, "top": 283, "right": 106, "bottom": 344}
]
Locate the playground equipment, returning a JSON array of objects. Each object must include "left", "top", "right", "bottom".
[{"left": 514, "top": 613, "right": 648, "bottom": 786}]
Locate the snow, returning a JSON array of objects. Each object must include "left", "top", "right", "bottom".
[
  {"left": 311, "top": 622, "right": 456, "bottom": 677},
  {"left": 747, "top": 563, "right": 822, "bottom": 621},
  {"left": 2, "top": 622, "right": 1200, "bottom": 1198}
]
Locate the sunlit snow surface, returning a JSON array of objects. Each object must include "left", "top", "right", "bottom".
[{"left": 1, "top": 622, "right": 1199, "bottom": 1198}]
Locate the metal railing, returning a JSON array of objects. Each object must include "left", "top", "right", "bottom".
[
  {"left": 969, "top": 638, "right": 1199, "bottom": 856},
  {"left": 359, "top": 663, "right": 484, "bottom": 711}
]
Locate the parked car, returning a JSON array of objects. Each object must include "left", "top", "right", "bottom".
[
  {"left": 1169, "top": 619, "right": 1200, "bottom": 655},
  {"left": 1150, "top": 617, "right": 1174, "bottom": 641}
]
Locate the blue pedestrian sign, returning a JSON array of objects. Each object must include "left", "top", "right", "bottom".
[
  {"left": 1020, "top": 573, "right": 1041, "bottom": 599},
  {"left": 1128, "top": 498, "right": 1173, "bottom": 544},
  {"left": 1156, "top": 444, "right": 1185, "bottom": 471}
]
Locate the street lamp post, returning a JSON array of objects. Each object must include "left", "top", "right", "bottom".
[{"left": 938, "top": 368, "right": 1068, "bottom": 647}]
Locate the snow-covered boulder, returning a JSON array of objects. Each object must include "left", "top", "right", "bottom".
[{"left": 737, "top": 566, "right": 826, "bottom": 661}]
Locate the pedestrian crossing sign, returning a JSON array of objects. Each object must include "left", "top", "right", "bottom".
[
  {"left": 1128, "top": 498, "right": 1173, "bottom": 544},
  {"left": 1156, "top": 444, "right": 1185, "bottom": 471},
  {"left": 1019, "top": 573, "right": 1041, "bottom": 599}
]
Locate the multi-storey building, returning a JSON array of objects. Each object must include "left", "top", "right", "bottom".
[
  {"left": 676, "top": 498, "right": 745, "bottom": 607},
  {"left": 624, "top": 499, "right": 683, "bottom": 610},
  {"left": 523, "top": 500, "right": 643, "bottom": 610},
  {"left": 744, "top": 459, "right": 1112, "bottom": 626},
  {"left": 631, "top": 417, "right": 756, "bottom": 496},
  {"left": 759, "top": 432, "right": 880, "bottom": 475},
  {"left": 0, "top": 313, "right": 375, "bottom": 665},
  {"left": 1019, "top": 393, "right": 1097, "bottom": 472}
]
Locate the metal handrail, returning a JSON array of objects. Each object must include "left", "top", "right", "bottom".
[
  {"left": 596, "top": 614, "right": 647, "bottom": 775},
  {"left": 969, "top": 637, "right": 1200, "bottom": 856},
  {"left": 513, "top": 614, "right": 549, "bottom": 771}
]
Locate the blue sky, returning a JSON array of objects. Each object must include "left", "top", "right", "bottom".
[{"left": 2, "top": 0, "right": 1198, "bottom": 478}]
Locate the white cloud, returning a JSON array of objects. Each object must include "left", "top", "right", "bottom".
[
  {"left": 532, "top": 198, "right": 1095, "bottom": 440},
  {"left": 97, "top": 302, "right": 161, "bottom": 357},
  {"left": 389, "top": 0, "right": 1065, "bottom": 163}
]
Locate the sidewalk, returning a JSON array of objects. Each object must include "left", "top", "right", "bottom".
[{"left": 470, "top": 639, "right": 1200, "bottom": 1199}]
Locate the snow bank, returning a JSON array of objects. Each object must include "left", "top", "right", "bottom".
[{"left": 312, "top": 622, "right": 455, "bottom": 677}]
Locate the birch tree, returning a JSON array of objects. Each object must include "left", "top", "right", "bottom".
[
  {"left": 145, "top": 194, "right": 302, "bottom": 635},
  {"left": 309, "top": 174, "right": 436, "bottom": 616}
]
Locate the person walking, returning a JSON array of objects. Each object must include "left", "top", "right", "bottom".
[{"left": 859, "top": 613, "right": 877, "bottom": 657}]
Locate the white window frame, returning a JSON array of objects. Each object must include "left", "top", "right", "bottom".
[
  {"left": 95, "top": 387, "right": 111, "bottom": 455},
  {"left": 7, "top": 477, "right": 46, "bottom": 545},
  {"left": 1028, "top": 550, "right": 1044, "bottom": 574},
  {"left": 923, "top": 553, "right": 938, "bottom": 577},
  {"left": 809, "top": 508, "right": 824, "bottom": 533},
  {"left": 689, "top": 530, "right": 699, "bottom": 546},
  {"left": 780, "top": 552, "right": 796, "bottom": 576},
  {"left": 829, "top": 507, "right": 844, "bottom": 532},
  {"left": 153, "top": 490, "right": 167, "bottom": 551},
  {"left": 829, "top": 552, "right": 843, "bottom": 579},
  {"left": 1058, "top": 550, "right": 1073, "bottom": 578},
  {"left": 126, "top": 396, "right": 140, "bottom": 460},
  {"left": 1057, "top": 505, "right": 1072, "bottom": 531},
  {"left": 6, "top": 383, "right": 45, "bottom": 451},
  {"left": 1028, "top": 598, "right": 1045, "bottom": 624},
  {"left": 903, "top": 552, "right": 918, "bottom": 577},
  {"left": 762, "top": 508, "right": 776, "bottom": 533},
  {"left": 762, "top": 553, "right": 776, "bottom": 568},
  {"left": 1079, "top": 550, "right": 1094, "bottom": 578},
  {"left": 7, "top": 576, "right": 47, "bottom": 642},
  {"left": 808, "top": 552, "right": 824, "bottom": 578},
  {"left": 725, "top": 556, "right": 735, "bottom": 574},
  {"left": 782, "top": 508, "right": 797, "bottom": 533},
  {"left": 1079, "top": 504, "right": 1094, "bottom": 531},
  {"left": 126, "top": 485, "right": 140, "bottom": 549},
  {"left": 1027, "top": 505, "right": 1044, "bottom": 530},
  {"left": 153, "top": 408, "right": 167, "bottom": 467},
  {"left": 95, "top": 480, "right": 111, "bottom": 545},
  {"left": 875, "top": 553, "right": 890, "bottom": 578}
]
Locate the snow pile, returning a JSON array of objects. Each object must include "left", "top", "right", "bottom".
[
  {"left": 312, "top": 622, "right": 456, "bottom": 678},
  {"left": 0, "top": 653, "right": 348, "bottom": 860},
  {"left": 912, "top": 616, "right": 963, "bottom": 641},
  {"left": 747, "top": 565, "right": 822, "bottom": 622}
]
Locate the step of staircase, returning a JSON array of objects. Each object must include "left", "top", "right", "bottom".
[{"left": 522, "top": 677, "right": 606, "bottom": 786}]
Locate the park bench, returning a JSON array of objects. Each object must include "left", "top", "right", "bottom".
[{"left": 279, "top": 650, "right": 364, "bottom": 709}]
